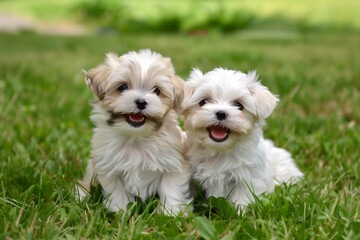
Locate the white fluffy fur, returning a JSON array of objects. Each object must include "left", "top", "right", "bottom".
[
  {"left": 77, "top": 49, "right": 190, "bottom": 215},
  {"left": 182, "top": 68, "right": 303, "bottom": 208}
]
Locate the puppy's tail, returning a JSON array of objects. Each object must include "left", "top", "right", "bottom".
[{"left": 264, "top": 140, "right": 303, "bottom": 185}]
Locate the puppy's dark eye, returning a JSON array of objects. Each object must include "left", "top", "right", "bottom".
[
  {"left": 117, "top": 84, "right": 128, "bottom": 92},
  {"left": 234, "top": 101, "right": 244, "bottom": 110},
  {"left": 199, "top": 99, "right": 208, "bottom": 106},
  {"left": 154, "top": 87, "right": 160, "bottom": 95}
]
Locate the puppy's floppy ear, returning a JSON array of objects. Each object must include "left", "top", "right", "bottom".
[
  {"left": 184, "top": 68, "right": 202, "bottom": 100},
  {"left": 82, "top": 53, "right": 120, "bottom": 100},
  {"left": 247, "top": 71, "right": 279, "bottom": 119},
  {"left": 82, "top": 67, "right": 111, "bottom": 100},
  {"left": 160, "top": 57, "right": 185, "bottom": 113},
  {"left": 180, "top": 68, "right": 203, "bottom": 116},
  {"left": 253, "top": 86, "right": 278, "bottom": 119},
  {"left": 171, "top": 75, "right": 184, "bottom": 113}
]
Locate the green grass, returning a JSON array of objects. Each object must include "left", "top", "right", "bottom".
[{"left": 0, "top": 31, "right": 360, "bottom": 239}]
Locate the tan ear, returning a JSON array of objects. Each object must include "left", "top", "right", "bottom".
[
  {"left": 83, "top": 66, "right": 112, "bottom": 100},
  {"left": 171, "top": 75, "right": 184, "bottom": 114},
  {"left": 253, "top": 86, "right": 278, "bottom": 119},
  {"left": 160, "top": 57, "right": 172, "bottom": 69},
  {"left": 159, "top": 56, "right": 184, "bottom": 113},
  {"left": 180, "top": 80, "right": 197, "bottom": 117},
  {"left": 83, "top": 52, "right": 120, "bottom": 100}
]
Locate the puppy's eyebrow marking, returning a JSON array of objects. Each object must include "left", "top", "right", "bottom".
[{"left": 106, "top": 110, "right": 123, "bottom": 126}]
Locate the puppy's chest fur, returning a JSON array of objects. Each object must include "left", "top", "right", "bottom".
[
  {"left": 187, "top": 136, "right": 272, "bottom": 197},
  {"left": 91, "top": 124, "right": 184, "bottom": 197}
]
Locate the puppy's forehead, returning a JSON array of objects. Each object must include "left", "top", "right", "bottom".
[
  {"left": 125, "top": 53, "right": 170, "bottom": 74},
  {"left": 113, "top": 53, "right": 173, "bottom": 89},
  {"left": 198, "top": 69, "right": 251, "bottom": 99}
]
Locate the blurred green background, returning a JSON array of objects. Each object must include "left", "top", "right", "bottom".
[
  {"left": 1, "top": 0, "right": 360, "bottom": 33},
  {"left": 1, "top": 0, "right": 359, "bottom": 239}
]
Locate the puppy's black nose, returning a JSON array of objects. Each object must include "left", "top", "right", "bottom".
[
  {"left": 135, "top": 98, "right": 147, "bottom": 110},
  {"left": 216, "top": 111, "right": 227, "bottom": 120}
]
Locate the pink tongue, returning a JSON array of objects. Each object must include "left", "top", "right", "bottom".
[
  {"left": 129, "top": 113, "right": 144, "bottom": 122},
  {"left": 211, "top": 126, "right": 227, "bottom": 139}
]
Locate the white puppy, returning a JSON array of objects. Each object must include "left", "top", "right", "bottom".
[
  {"left": 181, "top": 68, "right": 303, "bottom": 209},
  {"left": 78, "top": 49, "right": 190, "bottom": 214}
]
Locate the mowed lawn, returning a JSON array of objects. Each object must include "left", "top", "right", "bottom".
[{"left": 0, "top": 32, "right": 359, "bottom": 239}]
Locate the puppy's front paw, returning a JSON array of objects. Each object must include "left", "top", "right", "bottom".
[
  {"left": 74, "top": 184, "right": 88, "bottom": 202},
  {"left": 102, "top": 194, "right": 129, "bottom": 212},
  {"left": 104, "top": 199, "right": 127, "bottom": 212},
  {"left": 158, "top": 202, "right": 193, "bottom": 216}
]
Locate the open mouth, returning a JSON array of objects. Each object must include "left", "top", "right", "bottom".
[
  {"left": 207, "top": 125, "right": 230, "bottom": 142},
  {"left": 125, "top": 112, "right": 146, "bottom": 127}
]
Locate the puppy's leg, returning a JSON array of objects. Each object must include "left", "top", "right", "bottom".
[
  {"left": 76, "top": 160, "right": 97, "bottom": 200},
  {"left": 97, "top": 175, "right": 132, "bottom": 212},
  {"left": 229, "top": 184, "right": 253, "bottom": 207},
  {"left": 229, "top": 180, "right": 270, "bottom": 214},
  {"left": 158, "top": 171, "right": 191, "bottom": 215},
  {"left": 264, "top": 140, "right": 303, "bottom": 184}
]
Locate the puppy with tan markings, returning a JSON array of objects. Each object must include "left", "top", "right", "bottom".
[
  {"left": 182, "top": 68, "right": 303, "bottom": 209},
  {"left": 78, "top": 49, "right": 190, "bottom": 215}
]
